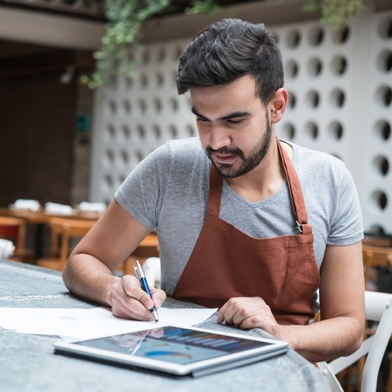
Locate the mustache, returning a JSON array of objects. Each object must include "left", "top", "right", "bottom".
[{"left": 206, "top": 146, "right": 245, "bottom": 160}]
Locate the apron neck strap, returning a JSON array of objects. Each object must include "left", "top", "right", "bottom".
[
  {"left": 207, "top": 138, "right": 311, "bottom": 234},
  {"left": 276, "top": 137, "right": 311, "bottom": 234},
  {"left": 207, "top": 164, "right": 223, "bottom": 216}
]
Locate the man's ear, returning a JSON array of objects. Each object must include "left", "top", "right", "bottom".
[{"left": 270, "top": 88, "right": 288, "bottom": 124}]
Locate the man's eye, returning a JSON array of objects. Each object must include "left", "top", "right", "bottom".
[
  {"left": 227, "top": 119, "right": 243, "bottom": 125},
  {"left": 197, "top": 117, "right": 209, "bottom": 123}
]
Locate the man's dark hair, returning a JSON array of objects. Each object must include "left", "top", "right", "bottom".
[{"left": 176, "top": 18, "right": 284, "bottom": 106}]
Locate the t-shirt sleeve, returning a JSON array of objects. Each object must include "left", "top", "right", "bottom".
[
  {"left": 327, "top": 162, "right": 364, "bottom": 245},
  {"left": 114, "top": 143, "right": 170, "bottom": 231}
]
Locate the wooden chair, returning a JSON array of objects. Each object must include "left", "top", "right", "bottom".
[
  {"left": 36, "top": 217, "right": 95, "bottom": 271},
  {"left": 319, "top": 291, "right": 392, "bottom": 392},
  {"left": 120, "top": 232, "right": 160, "bottom": 276},
  {"left": 0, "top": 215, "right": 34, "bottom": 262},
  {"left": 363, "top": 235, "right": 392, "bottom": 247},
  {"left": 362, "top": 244, "right": 392, "bottom": 291},
  {"left": 362, "top": 244, "right": 392, "bottom": 391},
  {"left": 331, "top": 243, "right": 392, "bottom": 391}
]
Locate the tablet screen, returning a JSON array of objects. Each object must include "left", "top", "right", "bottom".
[{"left": 75, "top": 326, "right": 272, "bottom": 365}]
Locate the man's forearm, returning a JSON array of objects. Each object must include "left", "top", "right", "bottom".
[
  {"left": 278, "top": 316, "right": 364, "bottom": 363},
  {"left": 63, "top": 254, "right": 120, "bottom": 307}
]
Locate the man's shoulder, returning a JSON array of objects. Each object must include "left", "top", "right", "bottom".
[
  {"left": 166, "top": 137, "right": 203, "bottom": 151},
  {"left": 291, "top": 142, "right": 346, "bottom": 171},
  {"left": 164, "top": 137, "right": 206, "bottom": 161}
]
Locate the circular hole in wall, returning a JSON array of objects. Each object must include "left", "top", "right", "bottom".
[
  {"left": 330, "top": 88, "right": 345, "bottom": 108},
  {"left": 375, "top": 120, "right": 391, "bottom": 140},
  {"left": 328, "top": 121, "right": 344, "bottom": 140},
  {"left": 122, "top": 125, "right": 130, "bottom": 139},
  {"left": 175, "top": 46, "right": 184, "bottom": 61},
  {"left": 135, "top": 151, "right": 144, "bottom": 163},
  {"left": 137, "top": 125, "right": 146, "bottom": 139},
  {"left": 143, "top": 49, "right": 150, "bottom": 65},
  {"left": 285, "top": 60, "right": 299, "bottom": 78},
  {"left": 170, "top": 97, "right": 179, "bottom": 112},
  {"left": 106, "top": 150, "right": 114, "bottom": 164},
  {"left": 286, "top": 30, "right": 301, "bottom": 48},
  {"left": 308, "top": 57, "right": 323, "bottom": 77},
  {"left": 153, "top": 124, "right": 161, "bottom": 139},
  {"left": 105, "top": 174, "right": 113, "bottom": 188},
  {"left": 153, "top": 97, "right": 162, "bottom": 112},
  {"left": 125, "top": 77, "right": 133, "bottom": 89},
  {"left": 375, "top": 85, "right": 392, "bottom": 107},
  {"left": 187, "top": 124, "right": 196, "bottom": 137},
  {"left": 138, "top": 99, "right": 147, "bottom": 113},
  {"left": 157, "top": 47, "right": 166, "bottom": 63},
  {"left": 371, "top": 190, "right": 388, "bottom": 210},
  {"left": 169, "top": 124, "right": 178, "bottom": 138},
  {"left": 287, "top": 92, "right": 297, "bottom": 109},
  {"left": 281, "top": 123, "right": 296, "bottom": 140},
  {"left": 305, "top": 121, "right": 319, "bottom": 139},
  {"left": 332, "top": 26, "right": 350, "bottom": 44},
  {"left": 373, "top": 155, "right": 390, "bottom": 176},
  {"left": 306, "top": 90, "right": 320, "bottom": 108},
  {"left": 140, "top": 73, "right": 148, "bottom": 88},
  {"left": 121, "top": 150, "right": 129, "bottom": 164},
  {"left": 330, "top": 55, "right": 348, "bottom": 76},
  {"left": 309, "top": 26, "right": 325, "bottom": 46},
  {"left": 156, "top": 72, "right": 164, "bottom": 86},
  {"left": 378, "top": 17, "right": 392, "bottom": 39},
  {"left": 123, "top": 100, "right": 131, "bottom": 113},
  {"left": 107, "top": 125, "right": 116, "bottom": 139},
  {"left": 367, "top": 225, "right": 386, "bottom": 235},
  {"left": 109, "top": 100, "right": 117, "bottom": 114},
  {"left": 377, "top": 50, "right": 392, "bottom": 73}
]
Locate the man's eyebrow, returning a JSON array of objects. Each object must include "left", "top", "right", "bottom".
[{"left": 191, "top": 108, "right": 251, "bottom": 121}]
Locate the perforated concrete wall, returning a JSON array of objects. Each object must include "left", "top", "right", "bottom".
[{"left": 90, "top": 10, "right": 392, "bottom": 233}]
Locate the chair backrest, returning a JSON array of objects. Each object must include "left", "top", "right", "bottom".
[
  {"left": 0, "top": 215, "right": 27, "bottom": 250},
  {"left": 362, "top": 244, "right": 392, "bottom": 290},
  {"left": 318, "top": 291, "right": 392, "bottom": 392},
  {"left": 47, "top": 217, "right": 95, "bottom": 270}
]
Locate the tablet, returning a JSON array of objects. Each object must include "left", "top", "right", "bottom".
[{"left": 54, "top": 325, "right": 288, "bottom": 377}]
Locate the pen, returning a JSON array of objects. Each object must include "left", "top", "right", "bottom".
[{"left": 134, "top": 260, "right": 159, "bottom": 322}]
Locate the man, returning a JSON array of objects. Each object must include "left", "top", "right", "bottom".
[{"left": 63, "top": 19, "right": 364, "bottom": 363}]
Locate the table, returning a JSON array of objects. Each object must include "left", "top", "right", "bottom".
[
  {"left": 0, "top": 207, "right": 102, "bottom": 259},
  {"left": 0, "top": 208, "right": 159, "bottom": 264},
  {"left": 0, "top": 260, "right": 329, "bottom": 392},
  {"left": 0, "top": 207, "right": 102, "bottom": 224}
]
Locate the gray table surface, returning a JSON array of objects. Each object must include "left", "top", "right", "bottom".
[{"left": 0, "top": 260, "right": 330, "bottom": 392}]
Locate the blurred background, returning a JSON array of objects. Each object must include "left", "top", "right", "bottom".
[{"left": 0, "top": 0, "right": 391, "bottom": 234}]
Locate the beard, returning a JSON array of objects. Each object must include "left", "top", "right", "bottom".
[{"left": 206, "top": 111, "right": 273, "bottom": 179}]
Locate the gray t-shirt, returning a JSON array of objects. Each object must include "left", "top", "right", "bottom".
[{"left": 115, "top": 137, "right": 364, "bottom": 296}]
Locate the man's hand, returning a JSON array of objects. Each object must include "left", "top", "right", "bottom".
[
  {"left": 217, "top": 297, "right": 281, "bottom": 338},
  {"left": 110, "top": 275, "right": 166, "bottom": 320}
]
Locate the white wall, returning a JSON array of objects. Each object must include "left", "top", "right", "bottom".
[{"left": 90, "top": 9, "right": 392, "bottom": 233}]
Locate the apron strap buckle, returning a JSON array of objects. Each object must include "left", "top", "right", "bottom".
[{"left": 296, "top": 220, "right": 311, "bottom": 233}]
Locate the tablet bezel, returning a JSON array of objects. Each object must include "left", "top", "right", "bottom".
[{"left": 53, "top": 325, "right": 288, "bottom": 377}]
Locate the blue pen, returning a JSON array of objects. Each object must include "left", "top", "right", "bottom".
[{"left": 134, "top": 260, "right": 159, "bottom": 322}]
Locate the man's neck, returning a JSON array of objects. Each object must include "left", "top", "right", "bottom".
[{"left": 225, "top": 140, "right": 292, "bottom": 203}]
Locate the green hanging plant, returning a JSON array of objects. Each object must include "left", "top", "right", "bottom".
[
  {"left": 81, "top": 0, "right": 222, "bottom": 89},
  {"left": 269, "top": 0, "right": 366, "bottom": 29},
  {"left": 83, "top": 0, "right": 366, "bottom": 89}
]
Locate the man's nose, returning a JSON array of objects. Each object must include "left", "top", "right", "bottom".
[{"left": 208, "top": 124, "right": 231, "bottom": 150}]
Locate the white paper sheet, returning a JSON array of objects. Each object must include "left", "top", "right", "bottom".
[{"left": 0, "top": 307, "right": 217, "bottom": 342}]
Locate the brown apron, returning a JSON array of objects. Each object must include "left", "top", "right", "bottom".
[{"left": 173, "top": 138, "right": 320, "bottom": 325}]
